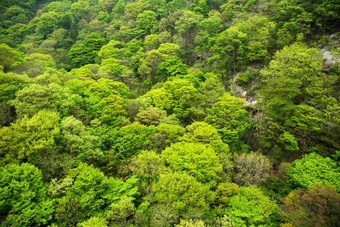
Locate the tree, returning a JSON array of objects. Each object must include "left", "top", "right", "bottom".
[
  {"left": 138, "top": 43, "right": 181, "bottom": 82},
  {"left": 256, "top": 43, "right": 337, "bottom": 158},
  {"left": 174, "top": 10, "right": 203, "bottom": 64},
  {"left": 113, "top": 122, "right": 157, "bottom": 159},
  {"left": 233, "top": 151, "right": 272, "bottom": 186},
  {"left": 166, "top": 0, "right": 187, "bottom": 14},
  {"left": 130, "top": 150, "right": 168, "bottom": 184},
  {"left": 282, "top": 184, "right": 340, "bottom": 226},
  {"left": 68, "top": 33, "right": 106, "bottom": 68},
  {"left": 211, "top": 16, "right": 275, "bottom": 73},
  {"left": 0, "top": 71, "right": 29, "bottom": 104},
  {"left": 162, "top": 142, "right": 222, "bottom": 185},
  {"left": 0, "top": 43, "right": 24, "bottom": 71},
  {"left": 88, "top": 78, "right": 130, "bottom": 99},
  {"left": 0, "top": 163, "right": 54, "bottom": 226},
  {"left": 136, "top": 107, "right": 166, "bottom": 126},
  {"left": 205, "top": 93, "right": 250, "bottom": 151},
  {"left": 61, "top": 116, "right": 96, "bottom": 156},
  {"left": 56, "top": 163, "right": 138, "bottom": 224},
  {"left": 9, "top": 83, "right": 53, "bottom": 118},
  {"left": 225, "top": 186, "right": 279, "bottom": 227},
  {"left": 150, "top": 172, "right": 215, "bottom": 224},
  {"left": 0, "top": 110, "right": 60, "bottom": 165},
  {"left": 216, "top": 182, "right": 240, "bottom": 205},
  {"left": 195, "top": 11, "right": 223, "bottom": 56},
  {"left": 286, "top": 153, "right": 340, "bottom": 191},
  {"left": 78, "top": 217, "right": 108, "bottom": 227},
  {"left": 155, "top": 56, "right": 188, "bottom": 82},
  {"left": 106, "top": 197, "right": 136, "bottom": 225},
  {"left": 98, "top": 40, "right": 123, "bottom": 60},
  {"left": 143, "top": 78, "right": 198, "bottom": 122},
  {"left": 136, "top": 10, "right": 158, "bottom": 36},
  {"left": 36, "top": 12, "right": 59, "bottom": 39}
]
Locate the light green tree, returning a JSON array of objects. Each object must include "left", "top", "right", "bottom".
[{"left": 0, "top": 163, "right": 54, "bottom": 226}]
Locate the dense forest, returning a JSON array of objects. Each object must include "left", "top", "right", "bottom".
[{"left": 0, "top": 0, "right": 339, "bottom": 226}]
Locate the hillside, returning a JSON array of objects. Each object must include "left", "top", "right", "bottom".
[{"left": 0, "top": 0, "right": 339, "bottom": 226}]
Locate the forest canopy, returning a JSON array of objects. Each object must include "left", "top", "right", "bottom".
[{"left": 0, "top": 0, "right": 339, "bottom": 226}]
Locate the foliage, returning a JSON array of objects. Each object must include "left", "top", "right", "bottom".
[
  {"left": 0, "top": 163, "right": 54, "bottom": 226},
  {"left": 162, "top": 142, "right": 222, "bottom": 185},
  {"left": 233, "top": 151, "right": 272, "bottom": 186},
  {"left": 68, "top": 33, "right": 106, "bottom": 68},
  {"left": 56, "top": 163, "right": 138, "bottom": 224},
  {"left": 282, "top": 184, "right": 340, "bottom": 227},
  {"left": 150, "top": 172, "right": 215, "bottom": 223},
  {"left": 113, "top": 122, "right": 157, "bottom": 159},
  {"left": 0, "top": 0, "right": 338, "bottom": 225},
  {"left": 205, "top": 93, "right": 250, "bottom": 151},
  {"left": 0, "top": 110, "right": 60, "bottom": 165},
  {"left": 286, "top": 153, "right": 340, "bottom": 190},
  {"left": 225, "top": 186, "right": 279, "bottom": 227}
]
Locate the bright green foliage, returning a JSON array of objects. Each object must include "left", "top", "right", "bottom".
[
  {"left": 175, "top": 10, "right": 203, "bottom": 63},
  {"left": 61, "top": 116, "right": 96, "bottom": 156},
  {"left": 150, "top": 172, "right": 215, "bottom": 222},
  {"left": 175, "top": 219, "right": 206, "bottom": 227},
  {"left": 233, "top": 151, "right": 272, "bottom": 186},
  {"left": 114, "top": 122, "right": 157, "bottom": 159},
  {"left": 205, "top": 93, "right": 250, "bottom": 151},
  {"left": 0, "top": 163, "right": 54, "bottom": 226},
  {"left": 211, "top": 16, "right": 275, "bottom": 72},
  {"left": 36, "top": 12, "right": 59, "bottom": 39},
  {"left": 106, "top": 197, "right": 136, "bottom": 224},
  {"left": 100, "top": 58, "right": 128, "bottom": 78},
  {"left": 136, "top": 10, "right": 158, "bottom": 35},
  {"left": 0, "top": 0, "right": 338, "bottom": 225},
  {"left": 130, "top": 150, "right": 168, "bottom": 183},
  {"left": 157, "top": 123, "right": 186, "bottom": 146},
  {"left": 162, "top": 142, "right": 222, "bottom": 185},
  {"left": 138, "top": 43, "right": 181, "bottom": 81},
  {"left": 216, "top": 182, "right": 240, "bottom": 205},
  {"left": 225, "top": 186, "right": 279, "bottom": 227},
  {"left": 182, "top": 121, "right": 220, "bottom": 143},
  {"left": 0, "top": 0, "right": 36, "bottom": 17},
  {"left": 166, "top": 0, "right": 187, "bottom": 14},
  {"left": 195, "top": 11, "right": 223, "bottom": 54},
  {"left": 58, "top": 163, "right": 138, "bottom": 222},
  {"left": 156, "top": 56, "right": 188, "bottom": 82},
  {"left": 136, "top": 107, "right": 166, "bottom": 126},
  {"left": 0, "top": 110, "right": 60, "bottom": 165},
  {"left": 0, "top": 43, "right": 24, "bottom": 71},
  {"left": 282, "top": 184, "right": 340, "bottom": 227},
  {"left": 0, "top": 71, "right": 29, "bottom": 104},
  {"left": 67, "top": 64, "right": 99, "bottom": 80},
  {"left": 99, "top": 0, "right": 117, "bottom": 13},
  {"left": 9, "top": 83, "right": 54, "bottom": 117},
  {"left": 78, "top": 217, "right": 108, "bottom": 227},
  {"left": 100, "top": 94, "right": 128, "bottom": 123},
  {"left": 112, "top": 0, "right": 126, "bottom": 16},
  {"left": 3, "top": 6, "right": 28, "bottom": 26},
  {"left": 144, "top": 79, "right": 198, "bottom": 122},
  {"left": 256, "top": 43, "right": 335, "bottom": 156},
  {"left": 271, "top": 0, "right": 339, "bottom": 45},
  {"left": 98, "top": 40, "right": 123, "bottom": 60},
  {"left": 49, "top": 83, "right": 86, "bottom": 118},
  {"left": 68, "top": 33, "right": 106, "bottom": 68},
  {"left": 190, "top": 0, "right": 208, "bottom": 16},
  {"left": 220, "top": 0, "right": 258, "bottom": 22},
  {"left": 88, "top": 78, "right": 130, "bottom": 99},
  {"left": 286, "top": 153, "right": 340, "bottom": 190},
  {"left": 181, "top": 121, "right": 230, "bottom": 154}
]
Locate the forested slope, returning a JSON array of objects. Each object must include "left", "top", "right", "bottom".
[{"left": 0, "top": 0, "right": 339, "bottom": 226}]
